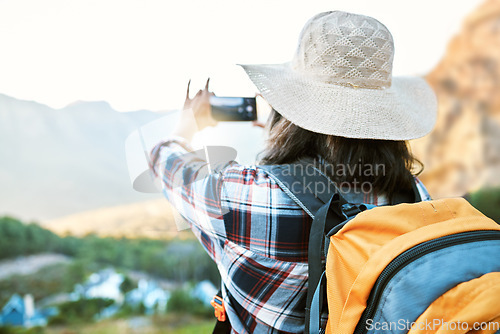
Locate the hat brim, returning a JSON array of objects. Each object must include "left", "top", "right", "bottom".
[{"left": 239, "top": 62, "right": 437, "bottom": 140}]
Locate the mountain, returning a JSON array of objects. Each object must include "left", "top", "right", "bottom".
[
  {"left": 412, "top": 0, "right": 500, "bottom": 198},
  {"left": 0, "top": 94, "right": 164, "bottom": 221}
]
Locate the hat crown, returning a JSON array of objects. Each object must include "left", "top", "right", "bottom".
[{"left": 292, "top": 11, "right": 394, "bottom": 89}]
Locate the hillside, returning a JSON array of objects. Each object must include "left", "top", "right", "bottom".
[
  {"left": 0, "top": 216, "right": 218, "bottom": 285},
  {"left": 0, "top": 216, "right": 220, "bottom": 312},
  {"left": 412, "top": 0, "right": 500, "bottom": 198},
  {"left": 42, "top": 199, "right": 193, "bottom": 239}
]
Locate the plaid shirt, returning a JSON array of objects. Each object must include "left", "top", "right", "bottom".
[{"left": 150, "top": 138, "right": 431, "bottom": 334}]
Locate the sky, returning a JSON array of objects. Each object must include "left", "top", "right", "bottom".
[{"left": 0, "top": 0, "right": 484, "bottom": 112}]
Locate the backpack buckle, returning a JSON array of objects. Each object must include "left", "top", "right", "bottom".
[
  {"left": 341, "top": 203, "right": 363, "bottom": 218},
  {"left": 210, "top": 295, "right": 227, "bottom": 322}
]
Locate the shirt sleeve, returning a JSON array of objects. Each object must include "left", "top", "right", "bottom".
[{"left": 150, "top": 137, "right": 236, "bottom": 262}]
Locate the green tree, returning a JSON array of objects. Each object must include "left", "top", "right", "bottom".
[
  {"left": 119, "top": 275, "right": 135, "bottom": 293},
  {"left": 469, "top": 187, "right": 500, "bottom": 222},
  {"left": 167, "top": 288, "right": 212, "bottom": 317}
]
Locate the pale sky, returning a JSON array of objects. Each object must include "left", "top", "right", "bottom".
[{"left": 0, "top": 0, "right": 484, "bottom": 112}]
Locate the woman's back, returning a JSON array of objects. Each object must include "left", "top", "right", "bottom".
[{"left": 150, "top": 10, "right": 437, "bottom": 334}]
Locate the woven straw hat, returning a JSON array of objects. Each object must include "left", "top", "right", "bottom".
[{"left": 239, "top": 11, "right": 437, "bottom": 140}]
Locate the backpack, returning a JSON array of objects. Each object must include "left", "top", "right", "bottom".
[{"left": 261, "top": 159, "right": 500, "bottom": 334}]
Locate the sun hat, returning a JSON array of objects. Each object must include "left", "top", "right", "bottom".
[{"left": 238, "top": 11, "right": 437, "bottom": 140}]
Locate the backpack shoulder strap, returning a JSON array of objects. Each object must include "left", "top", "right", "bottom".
[
  {"left": 261, "top": 159, "right": 361, "bottom": 333},
  {"left": 259, "top": 158, "right": 339, "bottom": 218},
  {"left": 212, "top": 285, "right": 232, "bottom": 334}
]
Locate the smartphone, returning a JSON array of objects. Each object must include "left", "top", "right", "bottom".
[{"left": 210, "top": 96, "right": 257, "bottom": 121}]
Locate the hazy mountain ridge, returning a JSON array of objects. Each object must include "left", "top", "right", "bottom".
[{"left": 0, "top": 93, "right": 166, "bottom": 221}]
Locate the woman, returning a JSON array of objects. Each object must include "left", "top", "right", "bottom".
[{"left": 150, "top": 10, "right": 437, "bottom": 334}]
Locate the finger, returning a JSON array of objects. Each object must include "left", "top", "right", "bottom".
[
  {"left": 186, "top": 79, "right": 192, "bottom": 100},
  {"left": 194, "top": 89, "right": 203, "bottom": 98},
  {"left": 252, "top": 121, "right": 266, "bottom": 128},
  {"left": 205, "top": 77, "right": 210, "bottom": 91}
]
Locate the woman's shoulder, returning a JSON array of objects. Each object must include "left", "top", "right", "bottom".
[{"left": 221, "top": 163, "right": 279, "bottom": 187}]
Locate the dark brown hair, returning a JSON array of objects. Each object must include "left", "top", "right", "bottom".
[{"left": 259, "top": 110, "right": 423, "bottom": 198}]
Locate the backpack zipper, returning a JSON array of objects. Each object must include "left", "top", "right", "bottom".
[{"left": 354, "top": 230, "right": 500, "bottom": 334}]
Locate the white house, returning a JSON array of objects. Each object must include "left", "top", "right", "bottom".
[
  {"left": 126, "top": 279, "right": 169, "bottom": 314},
  {"left": 73, "top": 268, "right": 124, "bottom": 303}
]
